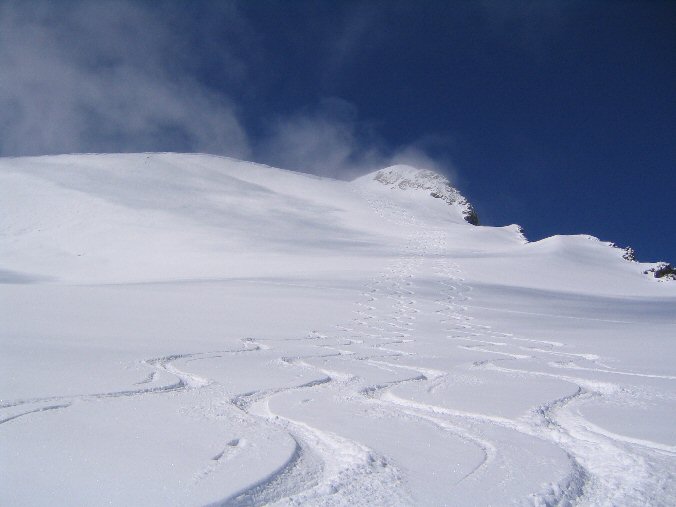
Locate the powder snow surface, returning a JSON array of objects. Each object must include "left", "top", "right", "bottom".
[{"left": 1, "top": 153, "right": 675, "bottom": 506}]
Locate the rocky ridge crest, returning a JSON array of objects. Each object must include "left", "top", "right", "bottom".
[{"left": 368, "top": 165, "right": 479, "bottom": 225}]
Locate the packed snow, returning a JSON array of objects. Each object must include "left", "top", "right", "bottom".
[{"left": 1, "top": 153, "right": 674, "bottom": 506}]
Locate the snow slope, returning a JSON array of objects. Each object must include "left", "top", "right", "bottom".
[{"left": 1, "top": 153, "right": 674, "bottom": 506}]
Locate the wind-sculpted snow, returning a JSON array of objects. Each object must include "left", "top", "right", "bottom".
[{"left": 1, "top": 153, "right": 675, "bottom": 506}]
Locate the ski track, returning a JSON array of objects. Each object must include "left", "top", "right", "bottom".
[
  {"left": 5, "top": 192, "right": 674, "bottom": 506},
  {"left": 220, "top": 196, "right": 674, "bottom": 507},
  {"left": 0, "top": 339, "right": 261, "bottom": 421}
]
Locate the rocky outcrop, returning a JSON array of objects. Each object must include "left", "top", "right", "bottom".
[
  {"left": 644, "top": 263, "right": 676, "bottom": 281},
  {"left": 371, "top": 166, "right": 479, "bottom": 225},
  {"left": 615, "top": 245, "right": 673, "bottom": 281}
]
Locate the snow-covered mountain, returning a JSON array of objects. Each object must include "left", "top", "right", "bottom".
[
  {"left": 354, "top": 165, "right": 479, "bottom": 225},
  {"left": 1, "top": 153, "right": 674, "bottom": 506}
]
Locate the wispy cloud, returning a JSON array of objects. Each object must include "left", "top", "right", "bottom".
[
  {"left": 254, "top": 98, "right": 380, "bottom": 179},
  {"left": 0, "top": 0, "right": 250, "bottom": 157},
  {"left": 254, "top": 98, "right": 460, "bottom": 181},
  {"left": 0, "top": 0, "right": 457, "bottom": 182}
]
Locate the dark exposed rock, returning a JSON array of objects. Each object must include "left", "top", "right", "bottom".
[
  {"left": 463, "top": 203, "right": 480, "bottom": 226},
  {"left": 644, "top": 263, "right": 676, "bottom": 280},
  {"left": 623, "top": 247, "right": 636, "bottom": 262},
  {"left": 513, "top": 224, "right": 527, "bottom": 241},
  {"left": 430, "top": 191, "right": 479, "bottom": 225}
]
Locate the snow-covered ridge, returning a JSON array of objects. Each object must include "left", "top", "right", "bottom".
[
  {"left": 354, "top": 165, "right": 479, "bottom": 225},
  {"left": 0, "top": 152, "right": 669, "bottom": 286},
  {"left": 1, "top": 152, "right": 675, "bottom": 506}
]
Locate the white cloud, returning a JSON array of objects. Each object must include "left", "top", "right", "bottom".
[
  {"left": 0, "top": 0, "right": 250, "bottom": 157},
  {"left": 255, "top": 98, "right": 378, "bottom": 179},
  {"left": 256, "top": 98, "right": 458, "bottom": 182},
  {"left": 0, "top": 1, "right": 458, "bottom": 183}
]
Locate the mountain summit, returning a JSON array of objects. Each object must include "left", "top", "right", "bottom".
[{"left": 355, "top": 165, "right": 479, "bottom": 225}]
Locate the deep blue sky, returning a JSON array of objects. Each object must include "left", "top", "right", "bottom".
[
  {"left": 1, "top": 1, "right": 675, "bottom": 261},
  {"left": 235, "top": 0, "right": 676, "bottom": 263}
]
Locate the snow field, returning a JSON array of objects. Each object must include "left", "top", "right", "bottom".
[{"left": 1, "top": 153, "right": 675, "bottom": 506}]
